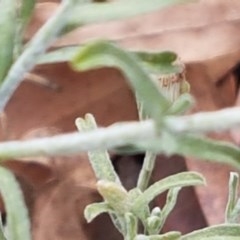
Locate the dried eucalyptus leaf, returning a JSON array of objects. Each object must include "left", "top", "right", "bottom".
[
  {"left": 180, "top": 224, "right": 240, "bottom": 240},
  {"left": 0, "top": 166, "right": 31, "bottom": 240}
]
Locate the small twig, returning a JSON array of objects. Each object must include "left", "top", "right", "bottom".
[{"left": 24, "top": 73, "right": 60, "bottom": 91}]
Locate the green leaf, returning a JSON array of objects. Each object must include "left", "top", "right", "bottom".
[
  {"left": 71, "top": 40, "right": 171, "bottom": 122},
  {"left": 158, "top": 187, "right": 182, "bottom": 232},
  {"left": 19, "top": 0, "right": 35, "bottom": 28},
  {"left": 167, "top": 134, "right": 240, "bottom": 169},
  {"left": 140, "top": 172, "right": 204, "bottom": 204},
  {"left": 38, "top": 46, "right": 78, "bottom": 65},
  {"left": 146, "top": 216, "right": 162, "bottom": 234},
  {"left": 84, "top": 202, "right": 113, "bottom": 223},
  {"left": 181, "top": 224, "right": 240, "bottom": 240},
  {"left": 133, "top": 133, "right": 240, "bottom": 170},
  {"left": 75, "top": 113, "right": 121, "bottom": 184},
  {"left": 125, "top": 212, "right": 137, "bottom": 240},
  {"left": 97, "top": 180, "right": 129, "bottom": 215},
  {"left": 0, "top": 219, "right": 6, "bottom": 240},
  {"left": 230, "top": 199, "right": 240, "bottom": 224},
  {"left": 39, "top": 47, "right": 181, "bottom": 75},
  {"left": 135, "top": 51, "right": 182, "bottom": 75},
  {"left": 225, "top": 172, "right": 240, "bottom": 223},
  {"left": 0, "top": 0, "right": 16, "bottom": 82},
  {"left": 15, "top": 0, "right": 36, "bottom": 57},
  {"left": 132, "top": 172, "right": 205, "bottom": 222},
  {"left": 167, "top": 93, "right": 194, "bottom": 115},
  {"left": 136, "top": 231, "right": 181, "bottom": 240},
  {"left": 0, "top": 166, "right": 31, "bottom": 240},
  {"left": 67, "top": 0, "right": 192, "bottom": 27}
]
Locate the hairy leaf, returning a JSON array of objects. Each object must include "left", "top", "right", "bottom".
[
  {"left": 0, "top": 166, "right": 31, "bottom": 240},
  {"left": 84, "top": 202, "right": 113, "bottom": 223},
  {"left": 181, "top": 224, "right": 240, "bottom": 240},
  {"left": 0, "top": 0, "right": 16, "bottom": 82},
  {"left": 71, "top": 40, "right": 171, "bottom": 122}
]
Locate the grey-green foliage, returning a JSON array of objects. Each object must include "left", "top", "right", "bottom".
[
  {"left": 71, "top": 40, "right": 240, "bottom": 170},
  {"left": 75, "top": 114, "right": 121, "bottom": 184},
  {"left": 71, "top": 40, "right": 240, "bottom": 239},
  {"left": 0, "top": 0, "right": 16, "bottom": 82},
  {"left": 84, "top": 172, "right": 205, "bottom": 238},
  {"left": 225, "top": 172, "right": 240, "bottom": 224},
  {"left": 0, "top": 167, "right": 31, "bottom": 240}
]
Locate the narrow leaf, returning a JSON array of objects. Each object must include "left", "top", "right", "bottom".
[
  {"left": 135, "top": 51, "right": 182, "bottom": 75},
  {"left": 76, "top": 113, "right": 121, "bottom": 184},
  {"left": 158, "top": 187, "right": 182, "bottom": 232},
  {"left": 139, "top": 172, "right": 205, "bottom": 204},
  {"left": 230, "top": 199, "right": 240, "bottom": 223},
  {"left": 71, "top": 41, "right": 171, "bottom": 122},
  {"left": 39, "top": 47, "right": 182, "bottom": 76},
  {"left": 0, "top": 166, "right": 31, "bottom": 240},
  {"left": 97, "top": 180, "right": 128, "bottom": 214},
  {"left": 181, "top": 224, "right": 240, "bottom": 240},
  {"left": 84, "top": 202, "right": 113, "bottom": 223},
  {"left": 146, "top": 216, "right": 162, "bottom": 234},
  {"left": 136, "top": 231, "right": 181, "bottom": 240},
  {"left": 132, "top": 172, "right": 205, "bottom": 222},
  {"left": 38, "top": 46, "right": 78, "bottom": 65},
  {"left": 169, "top": 134, "right": 240, "bottom": 169},
  {"left": 167, "top": 93, "right": 194, "bottom": 115},
  {"left": 134, "top": 133, "right": 240, "bottom": 170},
  {"left": 0, "top": 220, "right": 6, "bottom": 240},
  {"left": 15, "top": 0, "right": 36, "bottom": 57},
  {"left": 67, "top": 0, "right": 192, "bottom": 27},
  {"left": 19, "top": 0, "right": 35, "bottom": 25},
  {"left": 225, "top": 172, "right": 239, "bottom": 223},
  {"left": 0, "top": 0, "right": 16, "bottom": 82},
  {"left": 125, "top": 212, "right": 137, "bottom": 240}
]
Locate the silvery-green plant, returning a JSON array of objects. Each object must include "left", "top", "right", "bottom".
[{"left": 0, "top": 0, "right": 240, "bottom": 239}]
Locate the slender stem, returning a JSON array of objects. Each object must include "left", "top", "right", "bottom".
[
  {"left": 0, "top": 0, "right": 76, "bottom": 111},
  {"left": 137, "top": 152, "right": 157, "bottom": 190},
  {"left": 137, "top": 72, "right": 184, "bottom": 191},
  {"left": 0, "top": 107, "right": 239, "bottom": 159}
]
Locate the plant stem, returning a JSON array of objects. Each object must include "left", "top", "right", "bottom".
[
  {"left": 137, "top": 72, "right": 184, "bottom": 191},
  {"left": 0, "top": 0, "right": 76, "bottom": 111},
  {"left": 0, "top": 107, "right": 239, "bottom": 159},
  {"left": 137, "top": 151, "right": 157, "bottom": 191}
]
